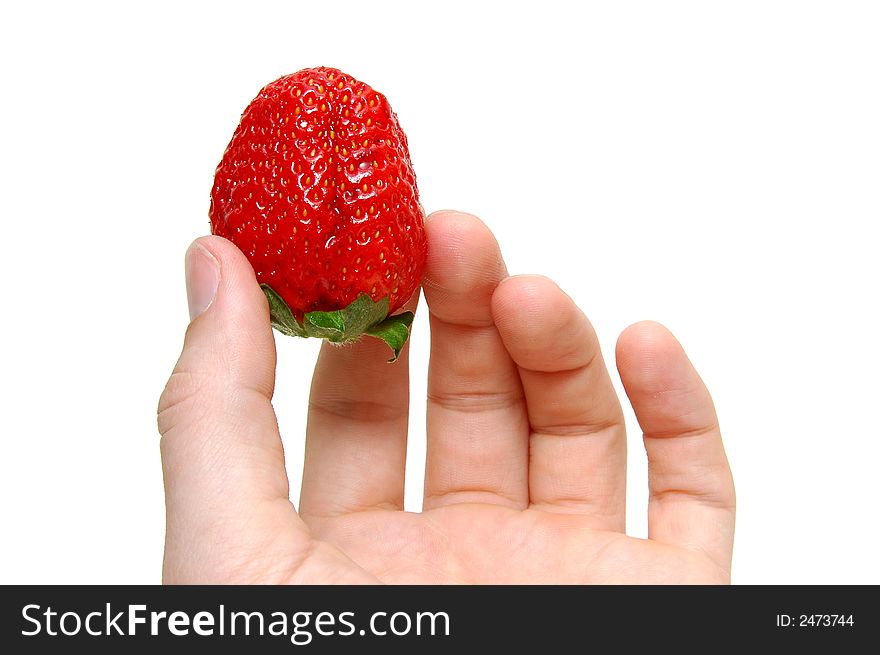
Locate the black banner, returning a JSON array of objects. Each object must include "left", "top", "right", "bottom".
[{"left": 1, "top": 586, "right": 874, "bottom": 652}]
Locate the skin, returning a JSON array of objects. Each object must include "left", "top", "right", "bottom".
[{"left": 158, "top": 210, "right": 735, "bottom": 584}]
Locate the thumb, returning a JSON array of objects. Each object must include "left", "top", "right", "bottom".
[{"left": 158, "top": 235, "right": 306, "bottom": 583}]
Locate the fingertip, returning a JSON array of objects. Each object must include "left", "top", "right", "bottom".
[
  {"left": 178, "top": 233, "right": 276, "bottom": 397},
  {"left": 616, "top": 321, "right": 680, "bottom": 369},
  {"left": 422, "top": 210, "right": 507, "bottom": 324},
  {"left": 617, "top": 319, "right": 675, "bottom": 346},
  {"left": 492, "top": 274, "right": 595, "bottom": 372},
  {"left": 491, "top": 274, "right": 569, "bottom": 336},
  {"left": 189, "top": 233, "right": 247, "bottom": 264},
  {"left": 424, "top": 212, "right": 504, "bottom": 283},
  {"left": 616, "top": 320, "right": 718, "bottom": 438},
  {"left": 185, "top": 241, "right": 220, "bottom": 321},
  {"left": 493, "top": 274, "right": 562, "bottom": 310},
  {"left": 425, "top": 208, "right": 484, "bottom": 224},
  {"left": 185, "top": 235, "right": 268, "bottom": 324},
  {"left": 616, "top": 321, "right": 700, "bottom": 395}
]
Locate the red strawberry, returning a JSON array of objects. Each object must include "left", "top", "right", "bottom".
[{"left": 210, "top": 66, "right": 426, "bottom": 360}]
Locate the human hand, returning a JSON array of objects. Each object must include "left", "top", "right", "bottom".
[{"left": 158, "top": 210, "right": 735, "bottom": 584}]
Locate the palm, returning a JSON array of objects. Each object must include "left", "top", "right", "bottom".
[
  {"left": 160, "top": 212, "right": 735, "bottom": 584},
  {"left": 268, "top": 505, "right": 725, "bottom": 585}
]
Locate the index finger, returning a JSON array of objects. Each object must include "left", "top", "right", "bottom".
[{"left": 421, "top": 211, "right": 530, "bottom": 510}]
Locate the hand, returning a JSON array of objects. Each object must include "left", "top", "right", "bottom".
[{"left": 158, "top": 211, "right": 735, "bottom": 584}]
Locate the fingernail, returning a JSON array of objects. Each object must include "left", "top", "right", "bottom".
[{"left": 185, "top": 242, "right": 220, "bottom": 320}]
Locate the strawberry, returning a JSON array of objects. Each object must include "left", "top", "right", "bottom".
[{"left": 209, "top": 66, "right": 426, "bottom": 360}]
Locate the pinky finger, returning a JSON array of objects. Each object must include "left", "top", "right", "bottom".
[{"left": 616, "top": 321, "right": 735, "bottom": 575}]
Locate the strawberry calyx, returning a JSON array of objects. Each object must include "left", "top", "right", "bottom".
[{"left": 261, "top": 284, "right": 414, "bottom": 362}]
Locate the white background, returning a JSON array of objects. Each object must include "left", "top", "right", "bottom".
[{"left": 1, "top": 1, "right": 877, "bottom": 584}]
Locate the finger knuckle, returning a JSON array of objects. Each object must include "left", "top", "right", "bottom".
[{"left": 157, "top": 369, "right": 212, "bottom": 436}]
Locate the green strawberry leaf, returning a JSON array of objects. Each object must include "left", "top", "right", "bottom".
[
  {"left": 260, "top": 284, "right": 414, "bottom": 361},
  {"left": 303, "top": 294, "right": 390, "bottom": 341},
  {"left": 261, "top": 284, "right": 306, "bottom": 337},
  {"left": 365, "top": 311, "right": 415, "bottom": 362}
]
